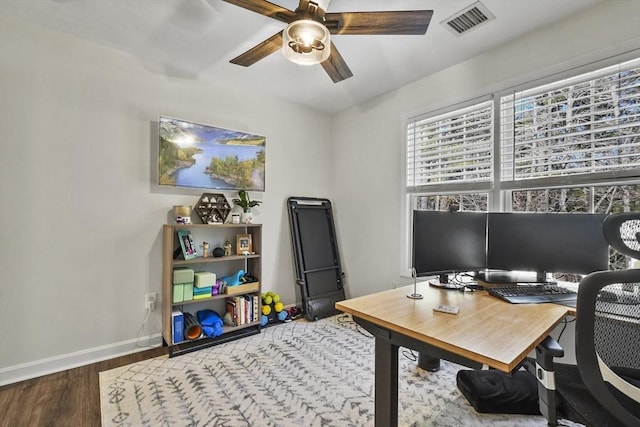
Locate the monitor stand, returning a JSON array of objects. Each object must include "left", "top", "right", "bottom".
[
  {"left": 428, "top": 273, "right": 465, "bottom": 290},
  {"left": 475, "top": 270, "right": 547, "bottom": 284}
]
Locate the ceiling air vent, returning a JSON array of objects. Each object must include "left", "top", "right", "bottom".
[{"left": 441, "top": 1, "right": 495, "bottom": 36}]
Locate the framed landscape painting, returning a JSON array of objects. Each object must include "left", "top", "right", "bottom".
[{"left": 158, "top": 116, "right": 266, "bottom": 191}]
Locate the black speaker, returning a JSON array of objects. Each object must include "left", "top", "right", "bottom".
[{"left": 212, "top": 247, "right": 224, "bottom": 257}]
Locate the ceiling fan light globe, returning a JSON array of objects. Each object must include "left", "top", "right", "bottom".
[{"left": 283, "top": 20, "right": 331, "bottom": 65}]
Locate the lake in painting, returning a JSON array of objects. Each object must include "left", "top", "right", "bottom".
[{"left": 158, "top": 116, "right": 265, "bottom": 191}]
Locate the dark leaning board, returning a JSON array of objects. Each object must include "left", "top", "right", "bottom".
[{"left": 287, "top": 197, "right": 346, "bottom": 321}]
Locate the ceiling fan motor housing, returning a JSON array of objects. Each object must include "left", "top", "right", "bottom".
[{"left": 224, "top": 0, "right": 433, "bottom": 82}]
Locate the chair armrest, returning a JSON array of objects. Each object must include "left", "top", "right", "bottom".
[
  {"left": 538, "top": 335, "right": 564, "bottom": 356},
  {"left": 536, "top": 335, "right": 564, "bottom": 371}
]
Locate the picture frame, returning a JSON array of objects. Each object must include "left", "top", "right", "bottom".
[
  {"left": 177, "top": 230, "right": 198, "bottom": 260},
  {"left": 236, "top": 234, "right": 252, "bottom": 255},
  {"left": 158, "top": 116, "right": 266, "bottom": 191}
]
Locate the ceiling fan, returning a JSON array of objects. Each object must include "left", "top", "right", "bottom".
[{"left": 222, "top": 0, "right": 433, "bottom": 83}]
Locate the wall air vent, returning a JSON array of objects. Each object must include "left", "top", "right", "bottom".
[{"left": 441, "top": 1, "right": 495, "bottom": 36}]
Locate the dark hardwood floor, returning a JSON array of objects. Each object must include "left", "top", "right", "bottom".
[{"left": 0, "top": 347, "right": 168, "bottom": 427}]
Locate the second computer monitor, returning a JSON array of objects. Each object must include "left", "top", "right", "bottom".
[{"left": 486, "top": 212, "right": 609, "bottom": 277}]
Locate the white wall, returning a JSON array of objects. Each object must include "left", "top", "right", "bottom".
[
  {"left": 331, "top": 0, "right": 639, "bottom": 361},
  {"left": 0, "top": 15, "right": 332, "bottom": 384}
]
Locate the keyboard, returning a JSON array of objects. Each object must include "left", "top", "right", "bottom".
[{"left": 488, "top": 284, "right": 577, "bottom": 304}]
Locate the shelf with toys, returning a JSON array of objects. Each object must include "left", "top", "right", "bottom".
[{"left": 161, "top": 222, "right": 262, "bottom": 357}]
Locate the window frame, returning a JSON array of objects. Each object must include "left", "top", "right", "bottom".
[
  {"left": 402, "top": 55, "right": 640, "bottom": 277},
  {"left": 406, "top": 96, "right": 495, "bottom": 194}
]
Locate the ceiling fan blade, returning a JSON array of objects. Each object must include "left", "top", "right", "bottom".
[
  {"left": 230, "top": 31, "right": 283, "bottom": 66},
  {"left": 222, "top": 0, "right": 296, "bottom": 24},
  {"left": 321, "top": 42, "right": 353, "bottom": 83},
  {"left": 325, "top": 10, "right": 433, "bottom": 35}
]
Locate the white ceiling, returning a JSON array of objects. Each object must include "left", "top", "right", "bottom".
[{"left": 1, "top": 0, "right": 604, "bottom": 113}]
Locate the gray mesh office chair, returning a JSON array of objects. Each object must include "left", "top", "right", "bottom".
[{"left": 535, "top": 212, "right": 640, "bottom": 426}]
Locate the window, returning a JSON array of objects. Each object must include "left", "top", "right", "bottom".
[
  {"left": 500, "top": 59, "right": 640, "bottom": 185},
  {"left": 406, "top": 100, "right": 494, "bottom": 193},
  {"left": 405, "top": 57, "right": 640, "bottom": 276},
  {"left": 511, "top": 184, "right": 640, "bottom": 214},
  {"left": 415, "top": 193, "right": 488, "bottom": 212}
]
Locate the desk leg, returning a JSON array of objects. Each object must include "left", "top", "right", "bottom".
[{"left": 375, "top": 336, "right": 399, "bottom": 427}]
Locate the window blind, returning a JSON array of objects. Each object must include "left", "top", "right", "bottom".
[
  {"left": 501, "top": 58, "right": 640, "bottom": 183},
  {"left": 406, "top": 100, "right": 493, "bottom": 192}
]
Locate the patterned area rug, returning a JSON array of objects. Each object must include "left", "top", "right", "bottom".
[{"left": 100, "top": 315, "right": 573, "bottom": 426}]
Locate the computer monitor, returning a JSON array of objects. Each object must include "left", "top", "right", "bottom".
[
  {"left": 486, "top": 212, "right": 609, "bottom": 281},
  {"left": 412, "top": 210, "right": 487, "bottom": 280}
]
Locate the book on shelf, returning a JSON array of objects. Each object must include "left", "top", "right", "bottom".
[
  {"left": 253, "top": 295, "right": 260, "bottom": 322},
  {"left": 172, "top": 310, "right": 184, "bottom": 344},
  {"left": 226, "top": 298, "right": 238, "bottom": 327},
  {"left": 225, "top": 295, "right": 258, "bottom": 326},
  {"left": 238, "top": 297, "right": 244, "bottom": 325}
]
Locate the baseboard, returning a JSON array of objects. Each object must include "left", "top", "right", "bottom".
[{"left": 0, "top": 333, "right": 163, "bottom": 387}]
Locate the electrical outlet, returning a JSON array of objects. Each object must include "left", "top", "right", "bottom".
[{"left": 145, "top": 292, "right": 157, "bottom": 311}]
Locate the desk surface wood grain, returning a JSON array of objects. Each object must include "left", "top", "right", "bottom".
[{"left": 335, "top": 283, "right": 571, "bottom": 372}]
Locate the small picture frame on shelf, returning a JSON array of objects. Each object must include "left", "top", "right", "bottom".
[
  {"left": 177, "top": 230, "right": 198, "bottom": 260},
  {"left": 236, "top": 234, "right": 252, "bottom": 255}
]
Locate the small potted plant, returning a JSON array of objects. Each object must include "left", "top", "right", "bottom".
[{"left": 233, "top": 190, "right": 262, "bottom": 223}]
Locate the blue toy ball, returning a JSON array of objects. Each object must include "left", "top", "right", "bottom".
[
  {"left": 277, "top": 311, "right": 288, "bottom": 322},
  {"left": 260, "top": 315, "right": 269, "bottom": 327}
]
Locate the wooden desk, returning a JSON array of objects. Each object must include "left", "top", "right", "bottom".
[{"left": 335, "top": 283, "right": 572, "bottom": 427}]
